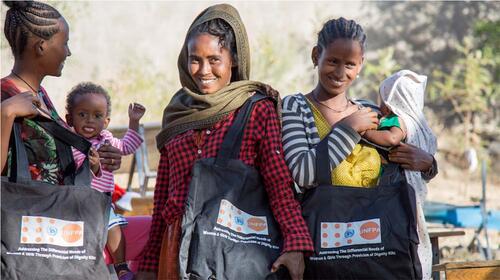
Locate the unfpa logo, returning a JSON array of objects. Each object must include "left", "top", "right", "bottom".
[
  {"left": 247, "top": 217, "right": 267, "bottom": 232},
  {"left": 62, "top": 224, "right": 83, "bottom": 243},
  {"left": 359, "top": 221, "right": 380, "bottom": 240}
]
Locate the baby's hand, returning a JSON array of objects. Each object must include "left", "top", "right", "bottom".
[
  {"left": 89, "top": 147, "right": 101, "bottom": 175},
  {"left": 128, "top": 103, "right": 146, "bottom": 122}
]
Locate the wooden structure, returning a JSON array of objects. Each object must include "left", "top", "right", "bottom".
[
  {"left": 429, "top": 230, "right": 466, "bottom": 280},
  {"left": 433, "top": 260, "right": 500, "bottom": 280}
]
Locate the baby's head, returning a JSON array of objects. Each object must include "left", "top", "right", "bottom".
[
  {"left": 379, "top": 70, "right": 428, "bottom": 117},
  {"left": 65, "top": 82, "right": 111, "bottom": 139}
]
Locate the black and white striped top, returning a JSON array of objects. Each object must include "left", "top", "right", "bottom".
[
  {"left": 282, "top": 93, "right": 436, "bottom": 189},
  {"left": 282, "top": 93, "right": 362, "bottom": 188}
]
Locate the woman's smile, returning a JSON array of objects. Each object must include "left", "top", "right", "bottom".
[{"left": 188, "top": 33, "right": 233, "bottom": 94}]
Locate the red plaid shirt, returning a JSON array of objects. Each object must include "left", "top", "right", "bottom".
[{"left": 139, "top": 99, "right": 313, "bottom": 272}]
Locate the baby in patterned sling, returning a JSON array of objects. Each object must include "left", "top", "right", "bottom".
[
  {"left": 65, "top": 82, "right": 145, "bottom": 280},
  {"left": 363, "top": 69, "right": 438, "bottom": 280}
]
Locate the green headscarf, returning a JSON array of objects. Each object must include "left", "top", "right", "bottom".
[{"left": 156, "top": 3, "right": 279, "bottom": 150}]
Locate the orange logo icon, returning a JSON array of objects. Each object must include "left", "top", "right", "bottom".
[
  {"left": 62, "top": 223, "right": 83, "bottom": 243},
  {"left": 247, "top": 217, "right": 267, "bottom": 232},
  {"left": 359, "top": 221, "right": 380, "bottom": 240}
]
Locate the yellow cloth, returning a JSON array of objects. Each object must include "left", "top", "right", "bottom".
[{"left": 308, "top": 100, "right": 380, "bottom": 187}]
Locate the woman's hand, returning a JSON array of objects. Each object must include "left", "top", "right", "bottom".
[
  {"left": 271, "top": 251, "right": 305, "bottom": 280},
  {"left": 1, "top": 92, "right": 40, "bottom": 171},
  {"left": 340, "top": 107, "right": 379, "bottom": 134},
  {"left": 389, "top": 143, "right": 433, "bottom": 172},
  {"left": 97, "top": 142, "right": 122, "bottom": 172},
  {"left": 1, "top": 92, "right": 39, "bottom": 120}
]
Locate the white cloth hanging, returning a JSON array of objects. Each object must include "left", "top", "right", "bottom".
[{"left": 380, "top": 69, "right": 438, "bottom": 280}]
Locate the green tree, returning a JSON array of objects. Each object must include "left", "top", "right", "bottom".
[
  {"left": 430, "top": 37, "right": 497, "bottom": 148},
  {"left": 475, "top": 19, "right": 500, "bottom": 82},
  {"left": 362, "top": 1, "right": 500, "bottom": 75}
]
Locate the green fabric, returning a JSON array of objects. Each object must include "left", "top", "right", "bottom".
[
  {"left": 155, "top": 4, "right": 280, "bottom": 150},
  {"left": 378, "top": 114, "right": 400, "bottom": 130}
]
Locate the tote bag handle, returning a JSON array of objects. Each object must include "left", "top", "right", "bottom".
[
  {"left": 314, "top": 138, "right": 332, "bottom": 185},
  {"left": 9, "top": 115, "right": 92, "bottom": 186},
  {"left": 314, "top": 135, "right": 406, "bottom": 187},
  {"left": 215, "top": 93, "right": 268, "bottom": 167}
]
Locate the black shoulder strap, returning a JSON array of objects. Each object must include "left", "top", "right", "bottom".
[
  {"left": 35, "top": 117, "right": 92, "bottom": 186},
  {"left": 9, "top": 120, "right": 31, "bottom": 184},
  {"left": 8, "top": 116, "right": 92, "bottom": 186},
  {"left": 315, "top": 137, "right": 332, "bottom": 185},
  {"left": 215, "top": 93, "right": 268, "bottom": 167}
]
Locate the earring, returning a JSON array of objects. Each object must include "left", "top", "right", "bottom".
[{"left": 356, "top": 74, "right": 360, "bottom": 79}]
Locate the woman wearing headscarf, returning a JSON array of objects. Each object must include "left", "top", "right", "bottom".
[{"left": 137, "top": 4, "right": 313, "bottom": 279}]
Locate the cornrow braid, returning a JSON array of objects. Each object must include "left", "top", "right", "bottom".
[
  {"left": 66, "top": 82, "right": 112, "bottom": 117},
  {"left": 3, "top": 0, "right": 62, "bottom": 58},
  {"left": 317, "top": 17, "right": 367, "bottom": 54}
]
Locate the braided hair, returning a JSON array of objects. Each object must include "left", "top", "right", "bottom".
[
  {"left": 317, "top": 17, "right": 366, "bottom": 54},
  {"left": 3, "top": 0, "right": 62, "bottom": 58},
  {"left": 187, "top": 18, "right": 238, "bottom": 65}
]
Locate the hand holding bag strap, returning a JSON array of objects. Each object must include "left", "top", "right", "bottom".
[
  {"left": 315, "top": 138, "right": 332, "bottom": 185},
  {"left": 8, "top": 116, "right": 92, "bottom": 186},
  {"left": 215, "top": 93, "right": 268, "bottom": 167}
]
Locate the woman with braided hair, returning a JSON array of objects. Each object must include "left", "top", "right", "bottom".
[
  {"left": 1, "top": 0, "right": 123, "bottom": 184},
  {"left": 282, "top": 17, "right": 438, "bottom": 279},
  {"left": 1, "top": 2, "right": 127, "bottom": 277}
]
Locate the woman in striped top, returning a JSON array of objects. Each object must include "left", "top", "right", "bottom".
[
  {"left": 282, "top": 17, "right": 437, "bottom": 189},
  {"left": 282, "top": 18, "right": 438, "bottom": 279}
]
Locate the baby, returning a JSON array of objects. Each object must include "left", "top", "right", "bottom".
[
  {"left": 363, "top": 69, "right": 437, "bottom": 280},
  {"left": 66, "top": 82, "right": 145, "bottom": 280}
]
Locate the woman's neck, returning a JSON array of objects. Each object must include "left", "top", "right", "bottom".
[
  {"left": 311, "top": 86, "right": 349, "bottom": 109},
  {"left": 10, "top": 61, "right": 44, "bottom": 92}
]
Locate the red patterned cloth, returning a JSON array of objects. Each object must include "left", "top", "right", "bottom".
[
  {"left": 1, "top": 78, "right": 65, "bottom": 184},
  {"left": 139, "top": 99, "right": 313, "bottom": 272}
]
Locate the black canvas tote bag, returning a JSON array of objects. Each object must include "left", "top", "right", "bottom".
[
  {"left": 1, "top": 117, "right": 111, "bottom": 280},
  {"left": 179, "top": 94, "right": 290, "bottom": 280},
  {"left": 301, "top": 139, "right": 422, "bottom": 280}
]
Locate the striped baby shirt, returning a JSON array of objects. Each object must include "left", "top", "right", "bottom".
[{"left": 73, "top": 129, "right": 143, "bottom": 193}]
